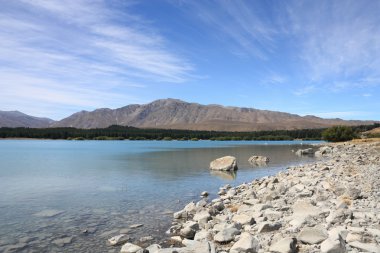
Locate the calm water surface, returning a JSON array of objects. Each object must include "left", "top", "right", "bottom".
[{"left": 0, "top": 140, "right": 319, "bottom": 252}]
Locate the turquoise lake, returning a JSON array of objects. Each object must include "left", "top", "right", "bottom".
[{"left": 0, "top": 140, "right": 319, "bottom": 252}]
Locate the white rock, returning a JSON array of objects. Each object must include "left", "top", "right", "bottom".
[
  {"left": 269, "top": 237, "right": 297, "bottom": 253},
  {"left": 130, "top": 224, "right": 143, "bottom": 229},
  {"left": 194, "top": 230, "right": 211, "bottom": 241},
  {"left": 292, "top": 200, "right": 321, "bottom": 217},
  {"left": 348, "top": 241, "right": 380, "bottom": 253},
  {"left": 209, "top": 156, "right": 238, "bottom": 171},
  {"left": 230, "top": 232, "right": 259, "bottom": 253},
  {"left": 320, "top": 234, "right": 346, "bottom": 253},
  {"left": 146, "top": 244, "right": 161, "bottom": 253},
  {"left": 108, "top": 234, "right": 129, "bottom": 246},
  {"left": 298, "top": 226, "right": 328, "bottom": 244},
  {"left": 345, "top": 233, "right": 361, "bottom": 243},
  {"left": 214, "top": 227, "right": 240, "bottom": 243},
  {"left": 120, "top": 243, "right": 142, "bottom": 253},
  {"left": 170, "top": 236, "right": 182, "bottom": 242},
  {"left": 232, "top": 214, "right": 255, "bottom": 225},
  {"left": 193, "top": 210, "right": 211, "bottom": 226},
  {"left": 248, "top": 156, "right": 269, "bottom": 165},
  {"left": 174, "top": 210, "right": 187, "bottom": 219}
]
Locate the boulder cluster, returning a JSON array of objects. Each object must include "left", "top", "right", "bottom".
[{"left": 115, "top": 141, "right": 380, "bottom": 253}]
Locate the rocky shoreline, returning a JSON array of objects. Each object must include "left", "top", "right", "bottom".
[{"left": 115, "top": 141, "right": 380, "bottom": 253}]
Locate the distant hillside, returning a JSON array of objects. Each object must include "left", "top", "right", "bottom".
[
  {"left": 0, "top": 111, "right": 55, "bottom": 128},
  {"left": 51, "top": 99, "right": 376, "bottom": 131}
]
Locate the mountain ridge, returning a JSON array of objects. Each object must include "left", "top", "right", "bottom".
[
  {"left": 1, "top": 99, "right": 377, "bottom": 130},
  {"left": 50, "top": 99, "right": 376, "bottom": 131},
  {"left": 0, "top": 110, "right": 55, "bottom": 128}
]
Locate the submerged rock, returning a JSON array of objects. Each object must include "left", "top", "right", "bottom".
[
  {"left": 248, "top": 155, "right": 269, "bottom": 165},
  {"left": 295, "top": 148, "right": 314, "bottom": 156},
  {"left": 33, "top": 209, "right": 64, "bottom": 218},
  {"left": 108, "top": 234, "right": 129, "bottom": 246},
  {"left": 52, "top": 236, "right": 73, "bottom": 247}
]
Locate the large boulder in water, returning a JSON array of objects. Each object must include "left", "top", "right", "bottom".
[{"left": 210, "top": 156, "right": 238, "bottom": 171}]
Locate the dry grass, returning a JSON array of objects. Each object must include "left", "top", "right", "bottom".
[
  {"left": 351, "top": 138, "right": 380, "bottom": 143},
  {"left": 346, "top": 166, "right": 359, "bottom": 176},
  {"left": 226, "top": 205, "right": 239, "bottom": 213},
  {"left": 364, "top": 127, "right": 380, "bottom": 134},
  {"left": 339, "top": 194, "right": 352, "bottom": 206}
]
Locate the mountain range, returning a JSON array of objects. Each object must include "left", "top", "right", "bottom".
[
  {"left": 0, "top": 111, "right": 54, "bottom": 128},
  {"left": 1, "top": 99, "right": 376, "bottom": 131}
]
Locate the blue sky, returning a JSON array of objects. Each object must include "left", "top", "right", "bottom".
[{"left": 1, "top": 0, "right": 380, "bottom": 120}]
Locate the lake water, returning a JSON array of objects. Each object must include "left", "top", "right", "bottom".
[{"left": 0, "top": 140, "right": 319, "bottom": 252}]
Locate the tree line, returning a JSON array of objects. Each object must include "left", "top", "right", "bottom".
[{"left": 0, "top": 123, "right": 378, "bottom": 141}]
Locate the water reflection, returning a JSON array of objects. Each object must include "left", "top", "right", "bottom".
[{"left": 210, "top": 170, "right": 236, "bottom": 180}]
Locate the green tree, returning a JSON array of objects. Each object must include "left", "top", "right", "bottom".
[{"left": 322, "top": 126, "right": 356, "bottom": 142}]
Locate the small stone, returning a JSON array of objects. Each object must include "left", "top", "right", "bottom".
[
  {"left": 173, "top": 210, "right": 186, "bottom": 219},
  {"left": 258, "top": 222, "right": 282, "bottom": 233},
  {"left": 120, "top": 242, "right": 143, "bottom": 253},
  {"left": 145, "top": 244, "right": 161, "bottom": 253},
  {"left": 139, "top": 236, "right": 153, "bottom": 243},
  {"left": 248, "top": 156, "right": 269, "bottom": 165},
  {"left": 298, "top": 226, "right": 328, "bottom": 244},
  {"left": 269, "top": 237, "right": 297, "bottom": 253},
  {"left": 214, "top": 227, "right": 240, "bottom": 243},
  {"left": 52, "top": 236, "right": 73, "bottom": 247},
  {"left": 194, "top": 230, "right": 211, "bottom": 241},
  {"left": 201, "top": 191, "right": 209, "bottom": 197},
  {"left": 33, "top": 209, "right": 64, "bottom": 218},
  {"left": 348, "top": 241, "right": 380, "bottom": 253},
  {"left": 108, "top": 234, "right": 129, "bottom": 246},
  {"left": 292, "top": 200, "right": 321, "bottom": 217},
  {"left": 320, "top": 234, "right": 346, "bottom": 253},
  {"left": 170, "top": 236, "right": 182, "bottom": 242},
  {"left": 130, "top": 224, "right": 143, "bottom": 229},
  {"left": 230, "top": 232, "right": 260, "bottom": 253},
  {"left": 180, "top": 221, "right": 199, "bottom": 239},
  {"left": 345, "top": 233, "right": 361, "bottom": 243},
  {"left": 180, "top": 226, "right": 195, "bottom": 239},
  {"left": 232, "top": 214, "right": 255, "bottom": 225},
  {"left": 193, "top": 210, "right": 211, "bottom": 226},
  {"left": 119, "top": 228, "right": 131, "bottom": 234}
]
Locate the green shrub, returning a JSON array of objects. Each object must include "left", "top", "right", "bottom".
[{"left": 322, "top": 126, "right": 356, "bottom": 142}]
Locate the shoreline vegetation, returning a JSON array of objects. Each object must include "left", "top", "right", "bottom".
[
  {"left": 115, "top": 139, "right": 380, "bottom": 253},
  {"left": 0, "top": 123, "right": 379, "bottom": 141}
]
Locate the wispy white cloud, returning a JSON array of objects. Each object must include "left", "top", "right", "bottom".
[
  {"left": 313, "top": 111, "right": 372, "bottom": 119},
  {"left": 182, "top": 0, "right": 277, "bottom": 59},
  {"left": 0, "top": 0, "right": 193, "bottom": 119},
  {"left": 293, "top": 85, "right": 316, "bottom": 96},
  {"left": 260, "top": 72, "right": 286, "bottom": 85},
  {"left": 181, "top": 0, "right": 380, "bottom": 95},
  {"left": 285, "top": 1, "right": 380, "bottom": 87}
]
